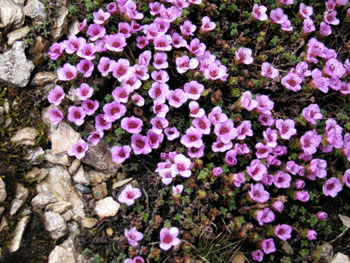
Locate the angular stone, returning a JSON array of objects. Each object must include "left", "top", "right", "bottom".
[
  {"left": 331, "top": 253, "right": 350, "bottom": 263},
  {"left": 112, "top": 178, "right": 133, "bottom": 189},
  {"left": 95, "top": 197, "right": 120, "bottom": 219},
  {"left": 0, "top": 177, "right": 6, "bottom": 203},
  {"left": 0, "top": 217, "right": 8, "bottom": 232},
  {"left": 45, "top": 150, "right": 71, "bottom": 166},
  {"left": 31, "top": 191, "right": 57, "bottom": 209},
  {"left": 9, "top": 184, "right": 29, "bottom": 216},
  {"left": 44, "top": 211, "right": 67, "bottom": 240},
  {"left": 75, "top": 184, "right": 91, "bottom": 194},
  {"left": 24, "top": 146, "right": 45, "bottom": 164},
  {"left": 9, "top": 215, "right": 30, "bottom": 253},
  {"left": 10, "top": 127, "right": 38, "bottom": 146},
  {"left": 68, "top": 19, "right": 80, "bottom": 37},
  {"left": 82, "top": 140, "right": 120, "bottom": 174},
  {"left": 92, "top": 183, "right": 107, "bottom": 200},
  {"left": 0, "top": 207, "right": 4, "bottom": 216},
  {"left": 0, "top": 0, "right": 24, "bottom": 30},
  {"left": 48, "top": 234, "right": 86, "bottom": 263},
  {"left": 318, "top": 243, "right": 333, "bottom": 263},
  {"left": 31, "top": 71, "right": 57, "bottom": 87},
  {"left": 88, "top": 170, "right": 111, "bottom": 186},
  {"left": 73, "top": 166, "right": 89, "bottom": 186},
  {"left": 62, "top": 210, "right": 73, "bottom": 222},
  {"left": 68, "top": 159, "right": 81, "bottom": 175},
  {"left": 7, "top": 26, "right": 29, "bottom": 45},
  {"left": 28, "top": 36, "right": 49, "bottom": 65},
  {"left": 23, "top": 0, "right": 47, "bottom": 22},
  {"left": 49, "top": 122, "right": 81, "bottom": 156},
  {"left": 46, "top": 201, "right": 72, "bottom": 214},
  {"left": 50, "top": 1, "right": 68, "bottom": 41},
  {"left": 0, "top": 41, "right": 34, "bottom": 87},
  {"left": 81, "top": 217, "right": 98, "bottom": 229}
]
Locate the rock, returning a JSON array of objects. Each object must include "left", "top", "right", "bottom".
[
  {"left": 9, "top": 216, "right": 30, "bottom": 253},
  {"left": 45, "top": 150, "right": 71, "bottom": 166},
  {"left": 13, "top": 0, "right": 25, "bottom": 5},
  {"left": 48, "top": 234, "right": 85, "bottom": 263},
  {"left": 331, "top": 253, "right": 350, "bottom": 263},
  {"left": 23, "top": 0, "right": 46, "bottom": 22},
  {"left": 50, "top": 0, "right": 68, "bottom": 41},
  {"left": 26, "top": 167, "right": 49, "bottom": 182},
  {"left": 0, "top": 41, "right": 34, "bottom": 87},
  {"left": 282, "top": 242, "right": 294, "bottom": 255},
  {"left": 36, "top": 166, "right": 85, "bottom": 222},
  {"left": 95, "top": 197, "right": 120, "bottom": 219},
  {"left": 66, "top": 87, "right": 79, "bottom": 103},
  {"left": 232, "top": 253, "right": 246, "bottom": 263},
  {"left": 82, "top": 140, "right": 120, "bottom": 174},
  {"left": 75, "top": 184, "right": 91, "bottom": 194},
  {"left": 31, "top": 191, "right": 57, "bottom": 209},
  {"left": 0, "top": 217, "right": 8, "bottom": 232},
  {"left": 0, "top": 0, "right": 24, "bottom": 30},
  {"left": 9, "top": 184, "right": 29, "bottom": 216},
  {"left": 88, "top": 170, "right": 111, "bottom": 186},
  {"left": 69, "top": 159, "right": 81, "bottom": 175},
  {"left": 28, "top": 36, "right": 49, "bottom": 65},
  {"left": 24, "top": 146, "right": 45, "bottom": 164},
  {"left": 7, "top": 26, "right": 29, "bottom": 45},
  {"left": 68, "top": 19, "right": 80, "bottom": 37},
  {"left": 318, "top": 243, "right": 333, "bottom": 263},
  {"left": 62, "top": 210, "right": 73, "bottom": 221},
  {"left": 92, "top": 183, "right": 107, "bottom": 200},
  {"left": 31, "top": 71, "right": 57, "bottom": 87},
  {"left": 0, "top": 106, "right": 4, "bottom": 125},
  {"left": 10, "top": 127, "right": 38, "bottom": 146},
  {"left": 112, "top": 178, "right": 134, "bottom": 189},
  {"left": 0, "top": 207, "right": 4, "bottom": 216},
  {"left": 44, "top": 211, "right": 67, "bottom": 240},
  {"left": 46, "top": 201, "right": 72, "bottom": 214},
  {"left": 49, "top": 122, "right": 81, "bottom": 156},
  {"left": 73, "top": 166, "right": 89, "bottom": 186},
  {"left": 81, "top": 217, "right": 98, "bottom": 229},
  {"left": 0, "top": 177, "right": 6, "bottom": 203}
]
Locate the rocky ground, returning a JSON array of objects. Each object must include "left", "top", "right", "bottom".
[{"left": 1, "top": 0, "right": 350, "bottom": 263}]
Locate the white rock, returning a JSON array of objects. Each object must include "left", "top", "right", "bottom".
[
  {"left": 44, "top": 211, "right": 67, "bottom": 240},
  {"left": 49, "top": 121, "right": 81, "bottom": 156},
  {"left": 92, "top": 182, "right": 107, "bottom": 200},
  {"left": 31, "top": 191, "right": 57, "bottom": 209},
  {"left": 9, "top": 215, "right": 30, "bottom": 253},
  {"left": 23, "top": 0, "right": 47, "bottom": 21},
  {"left": 50, "top": 1, "right": 68, "bottom": 41},
  {"left": 45, "top": 150, "right": 71, "bottom": 166},
  {"left": 88, "top": 170, "right": 111, "bottom": 186},
  {"left": 46, "top": 201, "right": 72, "bottom": 214},
  {"left": 81, "top": 217, "right": 98, "bottom": 229},
  {"left": 68, "top": 159, "right": 81, "bottom": 175},
  {"left": 112, "top": 178, "right": 133, "bottom": 189},
  {"left": 0, "top": 0, "right": 24, "bottom": 30},
  {"left": 31, "top": 71, "right": 57, "bottom": 87},
  {"left": 24, "top": 146, "right": 45, "bottom": 164},
  {"left": 331, "top": 253, "right": 350, "bottom": 263},
  {"left": 10, "top": 127, "right": 38, "bottom": 146},
  {"left": 0, "top": 41, "right": 34, "bottom": 87},
  {"left": 0, "top": 177, "right": 6, "bottom": 203},
  {"left": 7, "top": 26, "right": 29, "bottom": 45},
  {"left": 68, "top": 19, "right": 80, "bottom": 37},
  {"left": 48, "top": 234, "right": 86, "bottom": 263},
  {"left": 94, "top": 197, "right": 120, "bottom": 219},
  {"left": 9, "top": 184, "right": 29, "bottom": 216},
  {"left": 73, "top": 166, "right": 89, "bottom": 186}
]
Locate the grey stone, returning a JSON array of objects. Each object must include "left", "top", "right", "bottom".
[
  {"left": 31, "top": 191, "right": 57, "bottom": 209},
  {"left": 94, "top": 197, "right": 120, "bottom": 219},
  {"left": 9, "top": 215, "right": 30, "bottom": 253},
  {"left": 82, "top": 140, "right": 120, "bottom": 174},
  {"left": 24, "top": 146, "right": 45, "bottom": 164},
  {"left": 75, "top": 184, "right": 91, "bottom": 194},
  {"left": 331, "top": 253, "right": 350, "bottom": 263},
  {"left": 0, "top": 41, "right": 34, "bottom": 87},
  {"left": 68, "top": 19, "right": 80, "bottom": 37},
  {"left": 31, "top": 71, "right": 57, "bottom": 87},
  {"left": 10, "top": 127, "right": 38, "bottom": 146},
  {"left": 44, "top": 211, "right": 67, "bottom": 240},
  {"left": 0, "top": 177, "right": 6, "bottom": 203},
  {"left": 9, "top": 184, "right": 29, "bottom": 216},
  {"left": 23, "top": 0, "right": 47, "bottom": 22},
  {"left": 318, "top": 243, "right": 333, "bottom": 263},
  {"left": 46, "top": 201, "right": 72, "bottom": 214},
  {"left": 92, "top": 182, "right": 107, "bottom": 200},
  {"left": 0, "top": 0, "right": 24, "bottom": 30},
  {"left": 73, "top": 166, "right": 89, "bottom": 186},
  {"left": 7, "top": 26, "right": 29, "bottom": 45}
]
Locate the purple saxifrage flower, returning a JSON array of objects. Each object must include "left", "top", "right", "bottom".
[
  {"left": 274, "top": 224, "right": 292, "bottom": 241},
  {"left": 111, "top": 145, "right": 131, "bottom": 164},
  {"left": 159, "top": 227, "right": 181, "bottom": 251},
  {"left": 48, "top": 107, "right": 64, "bottom": 125},
  {"left": 67, "top": 139, "right": 88, "bottom": 159},
  {"left": 124, "top": 227, "right": 143, "bottom": 247},
  {"left": 323, "top": 177, "right": 343, "bottom": 197},
  {"left": 118, "top": 184, "right": 142, "bottom": 206},
  {"left": 67, "top": 106, "right": 86, "bottom": 126},
  {"left": 57, "top": 63, "right": 77, "bottom": 81},
  {"left": 47, "top": 85, "right": 65, "bottom": 105}
]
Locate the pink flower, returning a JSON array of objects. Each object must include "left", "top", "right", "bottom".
[
  {"left": 240, "top": 91, "right": 258, "bottom": 111},
  {"left": 112, "top": 58, "right": 132, "bottom": 82},
  {"left": 306, "top": 230, "right": 317, "bottom": 240},
  {"left": 256, "top": 208, "right": 275, "bottom": 226},
  {"left": 164, "top": 127, "right": 179, "bottom": 141},
  {"left": 236, "top": 121, "right": 253, "bottom": 140},
  {"left": 281, "top": 72, "right": 302, "bottom": 92},
  {"left": 118, "top": 22, "right": 131, "bottom": 38},
  {"left": 64, "top": 36, "right": 85, "bottom": 54},
  {"left": 131, "top": 134, "right": 151, "bottom": 155},
  {"left": 270, "top": 8, "right": 288, "bottom": 24},
  {"left": 87, "top": 130, "right": 103, "bottom": 146},
  {"left": 324, "top": 58, "right": 346, "bottom": 79},
  {"left": 48, "top": 42, "right": 64, "bottom": 60},
  {"left": 176, "top": 55, "right": 198, "bottom": 74},
  {"left": 67, "top": 139, "right": 88, "bottom": 159},
  {"left": 235, "top": 47, "right": 253, "bottom": 65},
  {"left": 249, "top": 183, "right": 270, "bottom": 203},
  {"left": 149, "top": 2, "right": 165, "bottom": 16},
  {"left": 309, "top": 158, "right": 327, "bottom": 179},
  {"left": 203, "top": 61, "right": 227, "bottom": 81},
  {"left": 225, "top": 149, "right": 237, "bottom": 166},
  {"left": 261, "top": 62, "right": 279, "bottom": 79},
  {"left": 323, "top": 177, "right": 342, "bottom": 197},
  {"left": 259, "top": 114, "right": 275, "bottom": 127},
  {"left": 231, "top": 172, "right": 246, "bottom": 187},
  {"left": 214, "top": 119, "right": 237, "bottom": 143},
  {"left": 77, "top": 43, "right": 96, "bottom": 60},
  {"left": 150, "top": 117, "right": 169, "bottom": 134},
  {"left": 97, "top": 57, "right": 113, "bottom": 77},
  {"left": 57, "top": 63, "right": 77, "bottom": 81},
  {"left": 48, "top": 85, "right": 65, "bottom": 105},
  {"left": 82, "top": 99, "right": 99, "bottom": 116},
  {"left": 200, "top": 16, "right": 216, "bottom": 33},
  {"left": 192, "top": 115, "right": 211, "bottom": 135},
  {"left": 118, "top": 184, "right": 142, "bottom": 206},
  {"left": 263, "top": 128, "right": 278, "bottom": 148},
  {"left": 153, "top": 52, "right": 169, "bottom": 69},
  {"left": 251, "top": 250, "right": 264, "bottom": 262},
  {"left": 252, "top": 4, "right": 268, "bottom": 21},
  {"left": 48, "top": 107, "right": 64, "bottom": 125},
  {"left": 342, "top": 169, "right": 350, "bottom": 188},
  {"left": 75, "top": 83, "right": 93, "bottom": 101},
  {"left": 79, "top": 19, "right": 87, "bottom": 32},
  {"left": 276, "top": 119, "right": 297, "bottom": 140},
  {"left": 154, "top": 34, "right": 172, "bottom": 51},
  {"left": 300, "top": 129, "right": 322, "bottom": 155},
  {"left": 147, "top": 129, "right": 164, "bottom": 149},
  {"left": 303, "top": 18, "right": 315, "bottom": 34},
  {"left": 317, "top": 211, "right": 328, "bottom": 220},
  {"left": 256, "top": 95, "right": 274, "bottom": 115},
  {"left": 324, "top": 11, "right": 339, "bottom": 25},
  {"left": 187, "top": 38, "right": 206, "bottom": 57},
  {"left": 261, "top": 238, "right": 276, "bottom": 254},
  {"left": 247, "top": 159, "right": 267, "bottom": 181},
  {"left": 121, "top": 117, "right": 143, "bottom": 134},
  {"left": 189, "top": 101, "right": 205, "bottom": 118},
  {"left": 180, "top": 20, "right": 196, "bottom": 36},
  {"left": 255, "top": 143, "right": 272, "bottom": 159},
  {"left": 124, "top": 227, "right": 143, "bottom": 246},
  {"left": 67, "top": 106, "right": 86, "bottom": 126},
  {"left": 294, "top": 191, "right": 310, "bottom": 202},
  {"left": 77, "top": 59, "right": 94, "bottom": 78},
  {"left": 299, "top": 3, "right": 313, "bottom": 18},
  {"left": 171, "top": 32, "right": 187, "bottom": 48},
  {"left": 149, "top": 82, "right": 169, "bottom": 104},
  {"left": 95, "top": 114, "right": 111, "bottom": 131},
  {"left": 311, "top": 69, "right": 329, "bottom": 93},
  {"left": 171, "top": 154, "right": 192, "bottom": 178},
  {"left": 106, "top": 33, "right": 126, "bottom": 52},
  {"left": 274, "top": 224, "right": 292, "bottom": 241},
  {"left": 320, "top": 22, "right": 332, "bottom": 36},
  {"left": 131, "top": 93, "right": 145, "bottom": 107},
  {"left": 106, "top": 3, "right": 117, "bottom": 14},
  {"left": 274, "top": 171, "right": 292, "bottom": 189},
  {"left": 302, "top": 104, "right": 322, "bottom": 125},
  {"left": 153, "top": 103, "right": 169, "bottom": 118},
  {"left": 111, "top": 145, "right": 131, "bottom": 164},
  {"left": 279, "top": 0, "right": 293, "bottom": 5},
  {"left": 326, "top": 0, "right": 336, "bottom": 11},
  {"left": 159, "top": 227, "right": 181, "bottom": 251},
  {"left": 272, "top": 200, "right": 284, "bottom": 212},
  {"left": 172, "top": 185, "right": 184, "bottom": 195},
  {"left": 184, "top": 81, "right": 204, "bottom": 100},
  {"left": 103, "top": 102, "right": 126, "bottom": 122},
  {"left": 167, "top": 89, "right": 187, "bottom": 108},
  {"left": 93, "top": 8, "right": 110, "bottom": 24}
]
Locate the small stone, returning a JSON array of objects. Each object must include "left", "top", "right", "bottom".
[
  {"left": 282, "top": 242, "right": 294, "bottom": 255},
  {"left": 9, "top": 184, "right": 29, "bottom": 216},
  {"left": 81, "top": 217, "right": 98, "bottom": 229},
  {"left": 24, "top": 146, "right": 45, "bottom": 164},
  {"left": 73, "top": 166, "right": 89, "bottom": 186},
  {"left": 92, "top": 183, "right": 107, "bottom": 200},
  {"left": 26, "top": 167, "right": 41, "bottom": 179},
  {"left": 48, "top": 234, "right": 85, "bottom": 263},
  {"left": 45, "top": 150, "right": 71, "bottom": 166},
  {"left": 0, "top": 177, "right": 6, "bottom": 203},
  {"left": 112, "top": 178, "right": 133, "bottom": 189},
  {"left": 50, "top": 3, "right": 68, "bottom": 41},
  {"left": 75, "top": 184, "right": 91, "bottom": 194},
  {"left": 88, "top": 170, "right": 111, "bottom": 186},
  {"left": 49, "top": 122, "right": 81, "bottom": 156},
  {"left": 9, "top": 216, "right": 30, "bottom": 253},
  {"left": 0, "top": 217, "right": 8, "bottom": 232},
  {"left": 31, "top": 71, "right": 57, "bottom": 87},
  {"left": 10, "top": 127, "right": 38, "bottom": 146},
  {"left": 46, "top": 201, "right": 72, "bottom": 214},
  {"left": 232, "top": 253, "right": 246, "bottom": 263},
  {"left": 0, "top": 0, "right": 24, "bottom": 30},
  {"left": 331, "top": 253, "right": 350, "bottom": 263},
  {"left": 9, "top": 215, "right": 30, "bottom": 253},
  {"left": 44, "top": 211, "right": 67, "bottom": 240},
  {"left": 106, "top": 228, "right": 113, "bottom": 236},
  {"left": 318, "top": 243, "right": 333, "bottom": 263},
  {"left": 31, "top": 191, "right": 57, "bottom": 209},
  {"left": 69, "top": 159, "right": 81, "bottom": 175},
  {"left": 0, "top": 207, "right": 4, "bottom": 216},
  {"left": 7, "top": 26, "right": 29, "bottom": 45},
  {"left": 28, "top": 36, "right": 48, "bottom": 65},
  {"left": 94, "top": 197, "right": 120, "bottom": 219},
  {"left": 0, "top": 41, "right": 34, "bottom": 87},
  {"left": 23, "top": 0, "right": 47, "bottom": 22},
  {"left": 68, "top": 19, "right": 80, "bottom": 37},
  {"left": 61, "top": 210, "right": 73, "bottom": 222}
]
